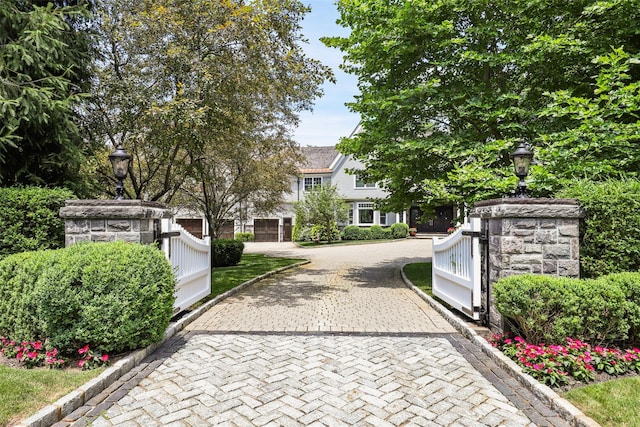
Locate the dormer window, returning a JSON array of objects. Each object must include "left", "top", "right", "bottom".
[
  {"left": 304, "top": 177, "right": 322, "bottom": 191},
  {"left": 355, "top": 175, "right": 376, "bottom": 188}
]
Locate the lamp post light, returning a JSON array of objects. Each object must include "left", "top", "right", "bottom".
[
  {"left": 108, "top": 145, "right": 131, "bottom": 200},
  {"left": 509, "top": 140, "right": 533, "bottom": 198}
]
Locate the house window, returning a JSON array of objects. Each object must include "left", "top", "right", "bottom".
[
  {"left": 355, "top": 175, "right": 376, "bottom": 188},
  {"left": 358, "top": 202, "right": 374, "bottom": 224},
  {"left": 380, "top": 213, "right": 387, "bottom": 226},
  {"left": 348, "top": 208, "right": 354, "bottom": 225},
  {"left": 304, "top": 177, "right": 322, "bottom": 191}
]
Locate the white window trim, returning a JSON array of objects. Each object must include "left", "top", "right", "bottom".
[
  {"left": 357, "top": 202, "right": 374, "bottom": 225},
  {"left": 354, "top": 175, "right": 377, "bottom": 189},
  {"left": 304, "top": 176, "right": 323, "bottom": 191}
]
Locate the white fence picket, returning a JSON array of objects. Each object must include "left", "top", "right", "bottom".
[
  {"left": 161, "top": 219, "right": 211, "bottom": 314},
  {"left": 431, "top": 217, "right": 481, "bottom": 320}
]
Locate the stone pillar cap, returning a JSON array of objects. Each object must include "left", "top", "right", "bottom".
[
  {"left": 471, "top": 198, "right": 584, "bottom": 219},
  {"left": 60, "top": 199, "right": 171, "bottom": 219}
]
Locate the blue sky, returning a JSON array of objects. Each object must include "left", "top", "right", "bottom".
[{"left": 293, "top": 0, "right": 360, "bottom": 147}]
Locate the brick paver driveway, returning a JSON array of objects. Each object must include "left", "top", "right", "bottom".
[{"left": 74, "top": 240, "right": 569, "bottom": 427}]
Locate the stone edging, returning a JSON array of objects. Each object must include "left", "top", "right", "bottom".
[
  {"left": 400, "top": 264, "right": 601, "bottom": 427},
  {"left": 16, "top": 260, "right": 310, "bottom": 427}
]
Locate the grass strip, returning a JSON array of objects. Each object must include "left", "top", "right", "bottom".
[
  {"left": 211, "top": 253, "right": 304, "bottom": 297},
  {"left": 0, "top": 365, "right": 102, "bottom": 427},
  {"left": 563, "top": 377, "right": 640, "bottom": 427},
  {"left": 402, "top": 262, "right": 433, "bottom": 296}
]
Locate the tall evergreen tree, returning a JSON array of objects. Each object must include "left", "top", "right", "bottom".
[{"left": 0, "top": 0, "right": 95, "bottom": 194}]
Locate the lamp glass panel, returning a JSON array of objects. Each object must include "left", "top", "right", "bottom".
[
  {"left": 513, "top": 156, "right": 531, "bottom": 177},
  {"left": 111, "top": 158, "right": 130, "bottom": 179}
]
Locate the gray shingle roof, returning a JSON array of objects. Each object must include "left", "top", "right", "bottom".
[{"left": 299, "top": 146, "right": 339, "bottom": 172}]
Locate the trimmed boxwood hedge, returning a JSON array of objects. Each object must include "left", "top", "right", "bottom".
[
  {"left": 495, "top": 273, "right": 640, "bottom": 347},
  {"left": 390, "top": 223, "right": 409, "bottom": 239},
  {"left": 0, "top": 186, "right": 75, "bottom": 259},
  {"left": 0, "top": 242, "right": 175, "bottom": 355},
  {"left": 212, "top": 239, "right": 244, "bottom": 267}
]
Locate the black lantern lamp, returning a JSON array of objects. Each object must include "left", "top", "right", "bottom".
[
  {"left": 108, "top": 145, "right": 131, "bottom": 200},
  {"left": 509, "top": 141, "right": 533, "bottom": 198}
]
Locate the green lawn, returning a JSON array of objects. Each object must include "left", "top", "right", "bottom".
[
  {"left": 563, "top": 377, "right": 640, "bottom": 427},
  {"left": 402, "top": 262, "right": 433, "bottom": 296},
  {"left": 210, "top": 253, "right": 304, "bottom": 297},
  {"left": 0, "top": 365, "right": 102, "bottom": 427}
]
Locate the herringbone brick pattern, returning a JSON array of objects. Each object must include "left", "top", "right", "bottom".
[
  {"left": 57, "top": 241, "right": 571, "bottom": 427},
  {"left": 90, "top": 334, "right": 535, "bottom": 427}
]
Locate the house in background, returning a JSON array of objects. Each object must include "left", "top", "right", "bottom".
[
  {"left": 174, "top": 145, "right": 454, "bottom": 241},
  {"left": 282, "top": 145, "right": 405, "bottom": 233}
]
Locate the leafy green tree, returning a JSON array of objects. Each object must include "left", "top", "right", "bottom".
[
  {"left": 0, "top": 0, "right": 95, "bottom": 194},
  {"left": 294, "top": 184, "right": 349, "bottom": 243},
  {"left": 324, "top": 0, "right": 640, "bottom": 213},
  {"left": 537, "top": 48, "right": 640, "bottom": 190},
  {"left": 89, "top": 0, "right": 331, "bottom": 237}
]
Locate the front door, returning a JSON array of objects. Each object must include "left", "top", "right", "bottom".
[
  {"left": 283, "top": 218, "right": 292, "bottom": 241},
  {"left": 410, "top": 206, "right": 454, "bottom": 233}
]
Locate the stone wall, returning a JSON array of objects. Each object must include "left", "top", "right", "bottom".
[
  {"left": 59, "top": 200, "right": 171, "bottom": 246},
  {"left": 471, "top": 198, "right": 583, "bottom": 331}
]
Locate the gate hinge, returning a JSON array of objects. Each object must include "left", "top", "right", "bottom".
[
  {"left": 161, "top": 231, "right": 181, "bottom": 238},
  {"left": 461, "top": 231, "right": 481, "bottom": 237}
]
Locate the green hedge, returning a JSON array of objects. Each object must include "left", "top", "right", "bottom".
[
  {"left": 494, "top": 273, "right": 640, "bottom": 347},
  {"left": 340, "top": 225, "right": 395, "bottom": 241},
  {"left": 235, "top": 232, "right": 255, "bottom": 242},
  {"left": 0, "top": 242, "right": 175, "bottom": 355},
  {"left": 0, "top": 187, "right": 75, "bottom": 259},
  {"left": 557, "top": 179, "right": 640, "bottom": 278},
  {"left": 212, "top": 239, "right": 244, "bottom": 267},
  {"left": 390, "top": 223, "right": 409, "bottom": 238},
  {"left": 310, "top": 222, "right": 340, "bottom": 242}
]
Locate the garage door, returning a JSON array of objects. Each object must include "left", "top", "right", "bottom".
[
  {"left": 254, "top": 219, "right": 279, "bottom": 242},
  {"left": 176, "top": 219, "right": 203, "bottom": 239}
]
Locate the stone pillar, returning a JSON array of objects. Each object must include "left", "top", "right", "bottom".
[
  {"left": 471, "top": 198, "right": 583, "bottom": 331},
  {"left": 59, "top": 200, "right": 171, "bottom": 247}
]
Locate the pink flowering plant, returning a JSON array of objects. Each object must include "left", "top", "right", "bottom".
[
  {"left": 77, "top": 345, "right": 110, "bottom": 370},
  {"left": 0, "top": 337, "right": 65, "bottom": 369},
  {"left": 489, "top": 333, "right": 640, "bottom": 387}
]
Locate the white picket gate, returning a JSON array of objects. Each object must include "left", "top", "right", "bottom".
[
  {"left": 431, "top": 217, "right": 482, "bottom": 320},
  {"left": 161, "top": 219, "right": 211, "bottom": 314}
]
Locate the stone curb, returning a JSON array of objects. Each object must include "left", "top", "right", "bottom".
[
  {"left": 400, "top": 263, "right": 601, "bottom": 427},
  {"left": 15, "top": 260, "right": 309, "bottom": 427}
]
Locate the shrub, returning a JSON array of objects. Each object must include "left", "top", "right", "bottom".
[
  {"left": 390, "top": 222, "right": 409, "bottom": 239},
  {"left": 310, "top": 222, "right": 340, "bottom": 242},
  {"left": 0, "top": 187, "right": 75, "bottom": 259},
  {"left": 494, "top": 274, "right": 629, "bottom": 346},
  {"left": 341, "top": 225, "right": 361, "bottom": 241},
  {"left": 294, "top": 226, "right": 312, "bottom": 242},
  {"left": 600, "top": 272, "right": 640, "bottom": 347},
  {"left": 369, "top": 225, "right": 385, "bottom": 240},
  {"left": 557, "top": 179, "right": 640, "bottom": 278},
  {"left": 358, "top": 227, "right": 371, "bottom": 240},
  {"left": 0, "top": 242, "right": 175, "bottom": 355},
  {"left": 235, "top": 232, "right": 255, "bottom": 242},
  {"left": 212, "top": 239, "right": 244, "bottom": 267},
  {"left": 0, "top": 250, "right": 60, "bottom": 342}
]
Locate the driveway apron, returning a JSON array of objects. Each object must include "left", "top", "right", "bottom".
[{"left": 69, "top": 240, "right": 570, "bottom": 427}]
